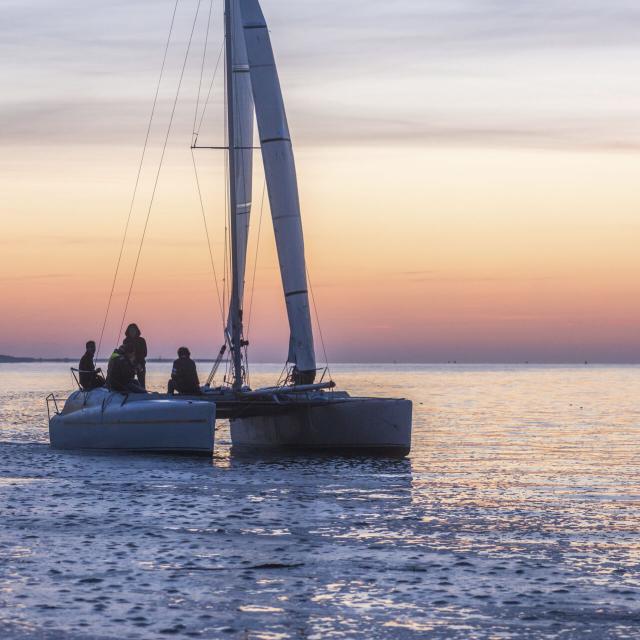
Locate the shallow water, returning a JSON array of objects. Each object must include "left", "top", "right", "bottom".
[{"left": 0, "top": 363, "right": 639, "bottom": 639}]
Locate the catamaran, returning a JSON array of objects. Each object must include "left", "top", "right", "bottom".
[{"left": 48, "top": 0, "right": 412, "bottom": 456}]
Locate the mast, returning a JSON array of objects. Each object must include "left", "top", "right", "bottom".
[{"left": 225, "top": 0, "right": 243, "bottom": 390}]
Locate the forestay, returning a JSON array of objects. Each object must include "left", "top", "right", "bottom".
[{"left": 238, "top": 0, "right": 316, "bottom": 375}]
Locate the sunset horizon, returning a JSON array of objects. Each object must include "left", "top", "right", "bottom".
[{"left": 2, "top": 2, "right": 640, "bottom": 365}]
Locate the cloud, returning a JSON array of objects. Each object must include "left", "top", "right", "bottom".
[
  {"left": 399, "top": 270, "right": 558, "bottom": 283},
  {"left": 0, "top": 273, "right": 71, "bottom": 282},
  {"left": 0, "top": 234, "right": 120, "bottom": 247},
  {"left": 2, "top": 1, "right": 640, "bottom": 150}
]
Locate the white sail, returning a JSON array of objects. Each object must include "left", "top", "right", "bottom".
[
  {"left": 238, "top": 0, "right": 316, "bottom": 375},
  {"left": 231, "top": 0, "right": 254, "bottom": 310}
]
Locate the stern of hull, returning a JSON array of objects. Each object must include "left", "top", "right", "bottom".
[
  {"left": 49, "top": 391, "right": 216, "bottom": 455},
  {"left": 231, "top": 397, "right": 412, "bottom": 457}
]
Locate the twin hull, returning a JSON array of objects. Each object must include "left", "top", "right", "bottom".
[
  {"left": 49, "top": 390, "right": 412, "bottom": 457},
  {"left": 49, "top": 389, "right": 215, "bottom": 455}
]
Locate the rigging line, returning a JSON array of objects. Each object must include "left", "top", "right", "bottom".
[
  {"left": 243, "top": 343, "right": 250, "bottom": 388},
  {"left": 222, "top": 32, "right": 227, "bottom": 318},
  {"left": 118, "top": 0, "right": 204, "bottom": 339},
  {"left": 190, "top": 148, "right": 225, "bottom": 328},
  {"left": 192, "top": 0, "right": 214, "bottom": 146},
  {"left": 245, "top": 180, "right": 266, "bottom": 341},
  {"left": 306, "top": 266, "right": 333, "bottom": 383},
  {"left": 96, "top": 0, "right": 180, "bottom": 359},
  {"left": 195, "top": 43, "right": 224, "bottom": 138},
  {"left": 222, "top": 33, "right": 231, "bottom": 332},
  {"left": 223, "top": 192, "right": 229, "bottom": 325},
  {"left": 223, "top": 38, "right": 236, "bottom": 384},
  {"left": 222, "top": 104, "right": 229, "bottom": 325},
  {"left": 277, "top": 361, "right": 288, "bottom": 387}
]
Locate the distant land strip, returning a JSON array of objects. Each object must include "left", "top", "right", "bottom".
[
  {"left": 1, "top": 355, "right": 637, "bottom": 365},
  {"left": 0, "top": 355, "right": 217, "bottom": 364}
]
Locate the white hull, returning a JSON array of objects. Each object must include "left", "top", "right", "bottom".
[
  {"left": 230, "top": 397, "right": 412, "bottom": 456},
  {"left": 49, "top": 389, "right": 216, "bottom": 455}
]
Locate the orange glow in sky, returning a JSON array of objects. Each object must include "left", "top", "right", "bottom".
[{"left": 1, "top": 1, "right": 639, "bottom": 362}]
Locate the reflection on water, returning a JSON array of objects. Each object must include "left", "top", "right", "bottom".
[{"left": 0, "top": 363, "right": 639, "bottom": 638}]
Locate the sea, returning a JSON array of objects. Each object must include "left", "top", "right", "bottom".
[{"left": 0, "top": 363, "right": 639, "bottom": 639}]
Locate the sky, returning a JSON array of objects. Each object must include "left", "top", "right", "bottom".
[{"left": 1, "top": 0, "right": 639, "bottom": 362}]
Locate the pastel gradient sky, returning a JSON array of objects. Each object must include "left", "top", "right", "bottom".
[{"left": 1, "top": 0, "right": 639, "bottom": 362}]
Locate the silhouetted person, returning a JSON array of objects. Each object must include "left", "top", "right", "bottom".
[
  {"left": 123, "top": 323, "right": 147, "bottom": 389},
  {"left": 168, "top": 347, "right": 201, "bottom": 395},
  {"left": 106, "top": 345, "right": 123, "bottom": 387},
  {"left": 78, "top": 341, "right": 105, "bottom": 391},
  {"left": 107, "top": 343, "right": 146, "bottom": 395}
]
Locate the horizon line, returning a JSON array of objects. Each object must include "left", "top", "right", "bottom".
[{"left": 1, "top": 355, "right": 639, "bottom": 366}]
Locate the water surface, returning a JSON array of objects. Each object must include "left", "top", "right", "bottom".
[{"left": 0, "top": 363, "right": 639, "bottom": 638}]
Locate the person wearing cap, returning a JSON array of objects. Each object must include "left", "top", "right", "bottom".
[
  {"left": 107, "top": 342, "right": 147, "bottom": 394},
  {"left": 105, "top": 345, "right": 124, "bottom": 387},
  {"left": 78, "top": 340, "right": 105, "bottom": 391},
  {"left": 168, "top": 347, "right": 201, "bottom": 395}
]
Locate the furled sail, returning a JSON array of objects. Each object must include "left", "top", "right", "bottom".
[
  {"left": 231, "top": 0, "right": 254, "bottom": 310},
  {"left": 238, "top": 0, "right": 316, "bottom": 376}
]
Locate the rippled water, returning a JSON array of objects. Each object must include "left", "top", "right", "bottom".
[{"left": 0, "top": 363, "right": 639, "bottom": 639}]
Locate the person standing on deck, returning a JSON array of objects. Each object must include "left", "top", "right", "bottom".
[
  {"left": 123, "top": 323, "right": 147, "bottom": 389},
  {"left": 168, "top": 347, "right": 201, "bottom": 395},
  {"left": 78, "top": 341, "right": 105, "bottom": 391}
]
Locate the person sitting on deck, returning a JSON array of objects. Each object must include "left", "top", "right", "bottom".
[
  {"left": 106, "top": 343, "right": 147, "bottom": 395},
  {"left": 123, "top": 323, "right": 148, "bottom": 390},
  {"left": 78, "top": 341, "right": 105, "bottom": 391},
  {"left": 168, "top": 347, "right": 201, "bottom": 395},
  {"left": 106, "top": 345, "right": 123, "bottom": 385}
]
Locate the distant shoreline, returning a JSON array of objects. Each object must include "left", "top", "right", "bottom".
[
  {"left": 0, "top": 356, "right": 214, "bottom": 364},
  {"left": 1, "top": 355, "right": 638, "bottom": 366}
]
